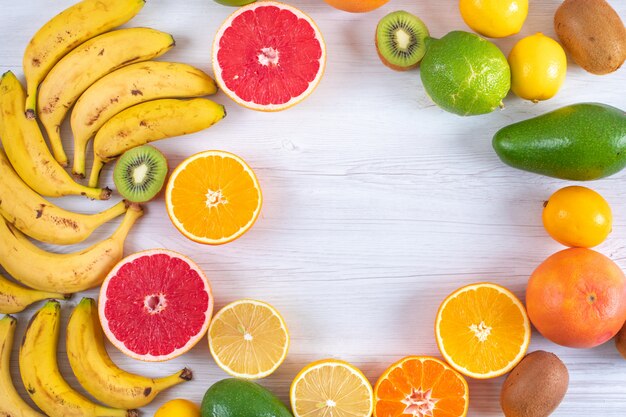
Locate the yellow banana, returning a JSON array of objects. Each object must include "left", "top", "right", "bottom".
[
  {"left": 0, "top": 273, "right": 68, "bottom": 314},
  {"left": 20, "top": 301, "right": 138, "bottom": 417},
  {"left": 67, "top": 298, "right": 192, "bottom": 408},
  {"left": 71, "top": 61, "right": 218, "bottom": 177},
  {"left": 0, "top": 203, "right": 142, "bottom": 294},
  {"left": 0, "top": 315, "right": 46, "bottom": 417},
  {"left": 23, "top": 0, "right": 145, "bottom": 118},
  {"left": 89, "top": 98, "right": 226, "bottom": 187},
  {"left": 0, "top": 149, "right": 127, "bottom": 245},
  {"left": 38, "top": 28, "right": 175, "bottom": 166},
  {"left": 0, "top": 71, "right": 110, "bottom": 200}
]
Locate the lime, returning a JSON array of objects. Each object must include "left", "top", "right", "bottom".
[
  {"left": 214, "top": 0, "right": 256, "bottom": 6},
  {"left": 420, "top": 31, "right": 510, "bottom": 116}
]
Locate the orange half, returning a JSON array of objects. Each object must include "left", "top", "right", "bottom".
[
  {"left": 435, "top": 282, "right": 531, "bottom": 379},
  {"left": 165, "top": 150, "right": 262, "bottom": 245},
  {"left": 374, "top": 356, "right": 469, "bottom": 417}
]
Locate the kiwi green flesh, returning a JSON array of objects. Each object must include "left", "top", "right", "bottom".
[
  {"left": 113, "top": 145, "right": 168, "bottom": 203},
  {"left": 376, "top": 11, "right": 430, "bottom": 69}
]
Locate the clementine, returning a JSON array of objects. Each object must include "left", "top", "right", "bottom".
[
  {"left": 324, "top": 0, "right": 389, "bottom": 13},
  {"left": 526, "top": 248, "right": 626, "bottom": 348}
]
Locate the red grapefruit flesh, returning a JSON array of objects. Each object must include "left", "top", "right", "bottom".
[
  {"left": 99, "top": 249, "right": 214, "bottom": 362},
  {"left": 213, "top": 1, "right": 326, "bottom": 111}
]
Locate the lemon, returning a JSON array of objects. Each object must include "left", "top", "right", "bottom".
[
  {"left": 460, "top": 0, "right": 528, "bottom": 38},
  {"left": 508, "top": 33, "right": 567, "bottom": 102},
  {"left": 155, "top": 399, "right": 200, "bottom": 417}
]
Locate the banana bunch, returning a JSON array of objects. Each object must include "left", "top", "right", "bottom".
[
  {"left": 20, "top": 301, "right": 138, "bottom": 417},
  {"left": 38, "top": 27, "right": 175, "bottom": 165},
  {"left": 0, "top": 203, "right": 143, "bottom": 293},
  {"left": 67, "top": 298, "right": 193, "bottom": 408},
  {"left": 90, "top": 98, "right": 227, "bottom": 186},
  {"left": 71, "top": 61, "right": 218, "bottom": 177},
  {"left": 23, "top": 0, "right": 146, "bottom": 118},
  {"left": 0, "top": 315, "right": 45, "bottom": 417}
]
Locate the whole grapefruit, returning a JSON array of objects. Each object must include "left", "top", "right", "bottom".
[
  {"left": 526, "top": 248, "right": 626, "bottom": 348},
  {"left": 323, "top": 0, "right": 388, "bottom": 13}
]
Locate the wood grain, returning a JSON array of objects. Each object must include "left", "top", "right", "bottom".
[{"left": 1, "top": 0, "right": 626, "bottom": 416}]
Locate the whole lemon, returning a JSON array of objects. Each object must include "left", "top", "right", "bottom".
[
  {"left": 542, "top": 186, "right": 612, "bottom": 248},
  {"left": 459, "top": 0, "right": 528, "bottom": 38},
  {"left": 508, "top": 33, "right": 567, "bottom": 101},
  {"left": 155, "top": 399, "right": 200, "bottom": 417}
]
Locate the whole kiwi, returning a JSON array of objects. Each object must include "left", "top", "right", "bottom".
[
  {"left": 554, "top": 0, "right": 626, "bottom": 75},
  {"left": 501, "top": 351, "right": 569, "bottom": 417}
]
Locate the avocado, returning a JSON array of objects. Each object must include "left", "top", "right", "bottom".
[
  {"left": 493, "top": 103, "right": 626, "bottom": 180},
  {"left": 201, "top": 378, "right": 293, "bottom": 417}
]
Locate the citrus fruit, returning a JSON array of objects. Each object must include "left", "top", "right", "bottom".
[
  {"left": 202, "top": 378, "right": 293, "bottom": 417},
  {"left": 435, "top": 283, "right": 531, "bottom": 379},
  {"left": 290, "top": 359, "right": 373, "bottom": 417},
  {"left": 99, "top": 249, "right": 214, "bottom": 362},
  {"left": 459, "top": 0, "right": 528, "bottom": 38},
  {"left": 208, "top": 299, "right": 289, "bottom": 379},
  {"left": 165, "top": 150, "right": 262, "bottom": 245},
  {"left": 214, "top": 0, "right": 256, "bottom": 6},
  {"left": 526, "top": 248, "right": 626, "bottom": 348},
  {"left": 323, "top": 0, "right": 389, "bottom": 13},
  {"left": 508, "top": 33, "right": 567, "bottom": 101},
  {"left": 155, "top": 399, "right": 200, "bottom": 417},
  {"left": 374, "top": 356, "right": 469, "bottom": 417},
  {"left": 420, "top": 31, "right": 511, "bottom": 116},
  {"left": 542, "top": 186, "right": 612, "bottom": 248},
  {"left": 212, "top": 2, "right": 326, "bottom": 111}
]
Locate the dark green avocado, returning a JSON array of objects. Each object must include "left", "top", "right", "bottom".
[
  {"left": 201, "top": 378, "right": 293, "bottom": 417},
  {"left": 493, "top": 103, "right": 626, "bottom": 180}
]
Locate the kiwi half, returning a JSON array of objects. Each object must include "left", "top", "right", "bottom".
[
  {"left": 376, "top": 10, "right": 430, "bottom": 71},
  {"left": 113, "top": 145, "right": 168, "bottom": 203}
]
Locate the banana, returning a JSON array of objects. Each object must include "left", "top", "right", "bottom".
[
  {"left": 23, "top": 0, "right": 145, "bottom": 118},
  {"left": 0, "top": 71, "right": 110, "bottom": 200},
  {"left": 89, "top": 98, "right": 226, "bottom": 187},
  {"left": 0, "top": 272, "right": 68, "bottom": 314},
  {"left": 20, "top": 301, "right": 138, "bottom": 417},
  {"left": 0, "top": 203, "right": 142, "bottom": 294},
  {"left": 71, "top": 61, "right": 218, "bottom": 177},
  {"left": 0, "top": 315, "right": 46, "bottom": 417},
  {"left": 0, "top": 149, "right": 127, "bottom": 245},
  {"left": 67, "top": 298, "right": 192, "bottom": 408},
  {"left": 38, "top": 28, "right": 175, "bottom": 166}
]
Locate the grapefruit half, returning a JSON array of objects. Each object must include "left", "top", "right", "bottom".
[
  {"left": 212, "top": 1, "right": 326, "bottom": 111},
  {"left": 99, "top": 249, "right": 214, "bottom": 362}
]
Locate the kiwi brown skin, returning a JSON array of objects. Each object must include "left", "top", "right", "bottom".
[
  {"left": 500, "top": 351, "right": 569, "bottom": 417},
  {"left": 554, "top": 0, "right": 626, "bottom": 75},
  {"left": 616, "top": 321, "right": 626, "bottom": 359}
]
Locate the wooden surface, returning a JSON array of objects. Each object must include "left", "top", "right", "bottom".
[{"left": 2, "top": 0, "right": 626, "bottom": 416}]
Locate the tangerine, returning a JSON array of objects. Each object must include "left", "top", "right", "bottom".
[
  {"left": 526, "top": 248, "right": 626, "bottom": 348},
  {"left": 323, "top": 0, "right": 388, "bottom": 13}
]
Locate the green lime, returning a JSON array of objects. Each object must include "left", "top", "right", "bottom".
[
  {"left": 213, "top": 0, "right": 256, "bottom": 6},
  {"left": 420, "top": 31, "right": 510, "bottom": 116}
]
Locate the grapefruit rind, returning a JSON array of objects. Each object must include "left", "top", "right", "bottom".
[
  {"left": 435, "top": 282, "right": 531, "bottom": 379},
  {"left": 290, "top": 359, "right": 374, "bottom": 417},
  {"left": 373, "top": 356, "right": 469, "bottom": 417},
  {"left": 212, "top": 1, "right": 327, "bottom": 112},
  {"left": 165, "top": 150, "right": 263, "bottom": 245},
  {"left": 208, "top": 299, "right": 290, "bottom": 379},
  {"left": 98, "top": 249, "right": 214, "bottom": 362}
]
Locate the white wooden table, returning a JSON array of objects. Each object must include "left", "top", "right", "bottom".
[{"left": 1, "top": 1, "right": 626, "bottom": 416}]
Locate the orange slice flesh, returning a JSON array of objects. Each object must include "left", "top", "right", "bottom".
[
  {"left": 208, "top": 299, "right": 289, "bottom": 379},
  {"left": 290, "top": 359, "right": 373, "bottom": 417},
  {"left": 435, "top": 282, "right": 531, "bottom": 379},
  {"left": 165, "top": 150, "right": 262, "bottom": 245},
  {"left": 374, "top": 356, "right": 469, "bottom": 417}
]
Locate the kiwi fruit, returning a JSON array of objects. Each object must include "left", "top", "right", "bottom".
[
  {"left": 376, "top": 10, "right": 430, "bottom": 71},
  {"left": 113, "top": 145, "right": 168, "bottom": 202},
  {"left": 500, "top": 351, "right": 569, "bottom": 417},
  {"left": 554, "top": 0, "right": 626, "bottom": 75}
]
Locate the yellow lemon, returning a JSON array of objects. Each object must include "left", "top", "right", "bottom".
[
  {"left": 459, "top": 0, "right": 528, "bottom": 38},
  {"left": 155, "top": 399, "right": 200, "bottom": 417},
  {"left": 508, "top": 33, "right": 567, "bottom": 101}
]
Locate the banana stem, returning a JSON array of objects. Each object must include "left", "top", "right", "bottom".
[
  {"left": 111, "top": 203, "right": 143, "bottom": 241},
  {"left": 72, "top": 138, "right": 89, "bottom": 178},
  {"left": 46, "top": 125, "right": 68, "bottom": 167},
  {"left": 78, "top": 184, "right": 112, "bottom": 201},
  {"left": 25, "top": 89, "right": 37, "bottom": 119},
  {"left": 89, "top": 157, "right": 107, "bottom": 188},
  {"left": 90, "top": 200, "right": 128, "bottom": 228},
  {"left": 153, "top": 368, "right": 193, "bottom": 392}
]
